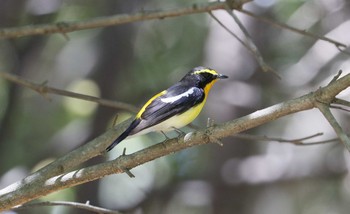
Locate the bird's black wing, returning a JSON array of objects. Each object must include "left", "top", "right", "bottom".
[{"left": 133, "top": 84, "right": 204, "bottom": 133}]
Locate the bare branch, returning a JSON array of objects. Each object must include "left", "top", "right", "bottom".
[
  {"left": 328, "top": 70, "right": 343, "bottom": 85},
  {"left": 209, "top": 10, "right": 279, "bottom": 78},
  {"left": 316, "top": 102, "right": 350, "bottom": 151},
  {"left": 237, "top": 9, "right": 349, "bottom": 54},
  {"left": 209, "top": 11, "right": 279, "bottom": 78},
  {"left": 0, "top": 1, "right": 250, "bottom": 39},
  {"left": 0, "top": 0, "right": 347, "bottom": 59},
  {"left": 330, "top": 105, "right": 350, "bottom": 113},
  {"left": 209, "top": 12, "right": 246, "bottom": 48},
  {"left": 14, "top": 201, "right": 121, "bottom": 214},
  {"left": 233, "top": 132, "right": 329, "bottom": 145},
  {"left": 333, "top": 98, "right": 350, "bottom": 108},
  {"left": 0, "top": 71, "right": 138, "bottom": 113},
  {"left": 196, "top": 123, "right": 329, "bottom": 146},
  {"left": 225, "top": 9, "right": 280, "bottom": 78},
  {"left": 1, "top": 72, "right": 349, "bottom": 211}
]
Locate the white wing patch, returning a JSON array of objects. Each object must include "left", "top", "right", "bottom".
[{"left": 160, "top": 88, "right": 196, "bottom": 104}]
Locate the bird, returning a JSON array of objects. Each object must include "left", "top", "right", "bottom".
[{"left": 106, "top": 66, "right": 228, "bottom": 151}]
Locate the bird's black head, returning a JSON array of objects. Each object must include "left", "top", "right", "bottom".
[{"left": 181, "top": 66, "right": 228, "bottom": 89}]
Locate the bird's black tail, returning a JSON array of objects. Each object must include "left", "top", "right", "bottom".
[{"left": 106, "top": 119, "right": 141, "bottom": 152}]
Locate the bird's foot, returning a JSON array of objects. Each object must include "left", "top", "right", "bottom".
[{"left": 171, "top": 127, "right": 186, "bottom": 137}]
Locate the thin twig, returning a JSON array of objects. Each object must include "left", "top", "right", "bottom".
[
  {"left": 209, "top": 10, "right": 268, "bottom": 74},
  {"left": 237, "top": 9, "right": 350, "bottom": 55},
  {"left": 305, "top": 137, "right": 339, "bottom": 145},
  {"left": 0, "top": 72, "right": 138, "bottom": 113},
  {"left": 14, "top": 200, "right": 121, "bottom": 214},
  {"left": 328, "top": 70, "right": 342, "bottom": 85},
  {"left": 333, "top": 98, "right": 350, "bottom": 108},
  {"left": 316, "top": 102, "right": 350, "bottom": 151},
  {"left": 210, "top": 9, "right": 280, "bottom": 78},
  {"left": 330, "top": 105, "right": 350, "bottom": 113},
  {"left": 208, "top": 12, "right": 248, "bottom": 49},
  {"left": 233, "top": 132, "right": 334, "bottom": 146},
  {"left": 122, "top": 168, "right": 135, "bottom": 178},
  {"left": 225, "top": 9, "right": 280, "bottom": 79}
]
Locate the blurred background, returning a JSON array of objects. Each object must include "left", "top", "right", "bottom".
[{"left": 1, "top": 0, "right": 350, "bottom": 213}]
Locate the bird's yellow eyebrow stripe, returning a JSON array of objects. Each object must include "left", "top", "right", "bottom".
[
  {"left": 193, "top": 69, "right": 218, "bottom": 76},
  {"left": 136, "top": 90, "right": 167, "bottom": 119}
]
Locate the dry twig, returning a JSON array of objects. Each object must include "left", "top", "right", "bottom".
[
  {"left": 316, "top": 102, "right": 350, "bottom": 151},
  {"left": 237, "top": 9, "right": 349, "bottom": 55},
  {"left": 0, "top": 72, "right": 138, "bottom": 113},
  {"left": 14, "top": 200, "right": 121, "bottom": 214},
  {"left": 233, "top": 132, "right": 328, "bottom": 146}
]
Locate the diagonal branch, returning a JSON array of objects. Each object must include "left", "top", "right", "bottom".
[
  {"left": 209, "top": 11, "right": 279, "bottom": 78},
  {"left": 0, "top": 71, "right": 138, "bottom": 113},
  {"left": 237, "top": 9, "right": 349, "bottom": 55},
  {"left": 0, "top": 72, "right": 350, "bottom": 211},
  {"left": 316, "top": 102, "right": 350, "bottom": 151},
  {"left": 334, "top": 98, "right": 350, "bottom": 108},
  {"left": 225, "top": 9, "right": 280, "bottom": 78}
]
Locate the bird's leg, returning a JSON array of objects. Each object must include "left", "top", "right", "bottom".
[
  {"left": 160, "top": 131, "right": 171, "bottom": 141},
  {"left": 187, "top": 123, "right": 201, "bottom": 130},
  {"left": 160, "top": 131, "right": 171, "bottom": 148},
  {"left": 122, "top": 147, "right": 127, "bottom": 156},
  {"left": 112, "top": 114, "right": 119, "bottom": 126},
  {"left": 171, "top": 127, "right": 186, "bottom": 137}
]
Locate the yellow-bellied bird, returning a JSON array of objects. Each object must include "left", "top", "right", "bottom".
[{"left": 106, "top": 66, "right": 228, "bottom": 151}]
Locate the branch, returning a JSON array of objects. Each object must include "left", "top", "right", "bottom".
[
  {"left": 0, "top": 1, "right": 250, "bottom": 39},
  {"left": 0, "top": 1, "right": 346, "bottom": 57},
  {"left": 0, "top": 71, "right": 138, "bottom": 113},
  {"left": 0, "top": 72, "right": 349, "bottom": 211},
  {"left": 209, "top": 11, "right": 279, "bottom": 78},
  {"left": 233, "top": 132, "right": 331, "bottom": 145},
  {"left": 315, "top": 71, "right": 350, "bottom": 150},
  {"left": 237, "top": 9, "right": 349, "bottom": 55},
  {"left": 316, "top": 102, "right": 350, "bottom": 151},
  {"left": 334, "top": 98, "right": 350, "bottom": 108},
  {"left": 14, "top": 201, "right": 121, "bottom": 214},
  {"left": 225, "top": 9, "right": 280, "bottom": 78}
]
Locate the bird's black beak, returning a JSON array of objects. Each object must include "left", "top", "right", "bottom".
[{"left": 217, "top": 74, "right": 228, "bottom": 79}]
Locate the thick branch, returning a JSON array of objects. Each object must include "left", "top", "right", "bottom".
[{"left": 0, "top": 73, "right": 349, "bottom": 211}]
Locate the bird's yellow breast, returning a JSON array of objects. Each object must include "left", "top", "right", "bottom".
[
  {"left": 168, "top": 100, "right": 206, "bottom": 129},
  {"left": 134, "top": 79, "right": 218, "bottom": 135},
  {"left": 134, "top": 100, "right": 206, "bottom": 136}
]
